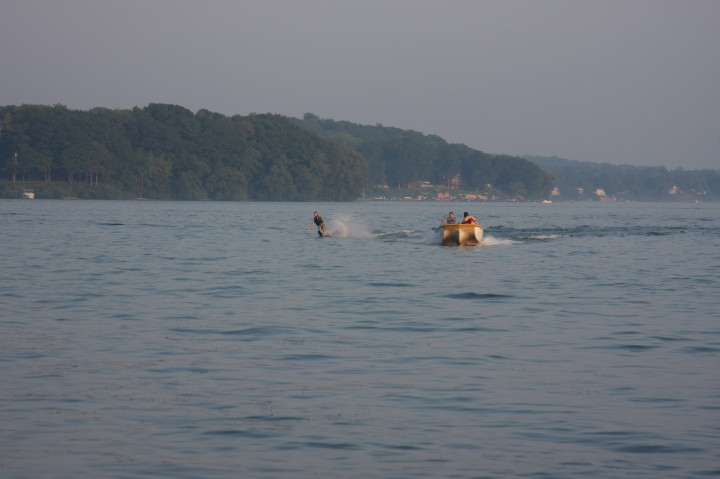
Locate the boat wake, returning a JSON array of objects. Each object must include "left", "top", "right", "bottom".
[
  {"left": 321, "top": 218, "right": 559, "bottom": 245},
  {"left": 324, "top": 217, "right": 374, "bottom": 238},
  {"left": 512, "top": 233, "right": 570, "bottom": 241},
  {"left": 323, "top": 215, "right": 427, "bottom": 240},
  {"left": 425, "top": 231, "right": 522, "bottom": 246},
  {"left": 480, "top": 235, "right": 520, "bottom": 246},
  {"left": 376, "top": 229, "right": 423, "bottom": 241},
  {"left": 421, "top": 229, "right": 517, "bottom": 246}
]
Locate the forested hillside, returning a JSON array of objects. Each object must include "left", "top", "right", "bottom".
[
  {"left": 528, "top": 156, "right": 719, "bottom": 201},
  {"left": 0, "top": 104, "right": 367, "bottom": 200},
  {"left": 293, "top": 114, "right": 554, "bottom": 200},
  {"left": 6, "top": 103, "right": 708, "bottom": 203}
]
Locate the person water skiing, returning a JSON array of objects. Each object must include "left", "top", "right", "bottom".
[{"left": 308, "top": 211, "right": 326, "bottom": 237}]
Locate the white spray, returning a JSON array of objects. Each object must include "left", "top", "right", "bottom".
[{"left": 325, "top": 215, "right": 373, "bottom": 238}]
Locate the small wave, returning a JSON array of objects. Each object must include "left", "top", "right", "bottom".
[
  {"left": 481, "top": 235, "right": 521, "bottom": 245},
  {"left": 375, "top": 229, "right": 422, "bottom": 240},
  {"left": 502, "top": 233, "right": 569, "bottom": 241},
  {"left": 169, "top": 326, "right": 295, "bottom": 336},
  {"left": 445, "top": 292, "right": 512, "bottom": 300},
  {"left": 494, "top": 224, "right": 694, "bottom": 240},
  {"left": 368, "top": 282, "right": 415, "bottom": 288},
  {"left": 599, "top": 344, "right": 658, "bottom": 352},
  {"left": 525, "top": 234, "right": 569, "bottom": 240},
  {"left": 138, "top": 223, "right": 178, "bottom": 228},
  {"left": 376, "top": 443, "right": 424, "bottom": 451},
  {"left": 282, "top": 354, "right": 335, "bottom": 361},
  {"left": 629, "top": 397, "right": 685, "bottom": 403},
  {"left": 694, "top": 469, "right": 720, "bottom": 476},
  {"left": 614, "top": 444, "right": 704, "bottom": 454},
  {"left": 680, "top": 346, "right": 720, "bottom": 354},
  {"left": 487, "top": 354, "right": 513, "bottom": 360},
  {"left": 243, "top": 415, "right": 307, "bottom": 422},
  {"left": 201, "top": 285, "right": 245, "bottom": 298},
  {"left": 204, "top": 429, "right": 276, "bottom": 438},
  {"left": 651, "top": 335, "right": 691, "bottom": 342},
  {"left": 299, "top": 441, "right": 360, "bottom": 450}
]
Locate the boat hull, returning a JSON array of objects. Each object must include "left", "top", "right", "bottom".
[{"left": 441, "top": 224, "right": 483, "bottom": 246}]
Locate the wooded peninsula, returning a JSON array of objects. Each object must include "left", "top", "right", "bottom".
[{"left": 1, "top": 104, "right": 717, "bottom": 201}]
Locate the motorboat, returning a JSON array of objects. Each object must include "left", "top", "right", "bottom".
[
  {"left": 22, "top": 189, "right": 35, "bottom": 199},
  {"left": 441, "top": 223, "right": 483, "bottom": 246}
]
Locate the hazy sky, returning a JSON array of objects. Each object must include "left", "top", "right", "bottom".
[{"left": 2, "top": 0, "right": 719, "bottom": 169}]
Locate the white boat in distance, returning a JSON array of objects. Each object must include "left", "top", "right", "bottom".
[
  {"left": 22, "top": 189, "right": 35, "bottom": 199},
  {"left": 441, "top": 223, "right": 483, "bottom": 246}
]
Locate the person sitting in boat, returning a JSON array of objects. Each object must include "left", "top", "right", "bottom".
[
  {"left": 307, "top": 211, "right": 326, "bottom": 237},
  {"left": 442, "top": 211, "right": 457, "bottom": 224},
  {"left": 460, "top": 211, "right": 477, "bottom": 224}
]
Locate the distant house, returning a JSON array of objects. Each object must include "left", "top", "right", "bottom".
[
  {"left": 595, "top": 188, "right": 616, "bottom": 202},
  {"left": 464, "top": 193, "right": 488, "bottom": 201}
]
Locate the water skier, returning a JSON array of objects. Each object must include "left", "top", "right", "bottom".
[{"left": 308, "top": 211, "right": 327, "bottom": 237}]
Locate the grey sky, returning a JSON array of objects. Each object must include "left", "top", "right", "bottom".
[{"left": 1, "top": 0, "right": 718, "bottom": 169}]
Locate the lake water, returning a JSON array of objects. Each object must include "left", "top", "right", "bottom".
[{"left": 1, "top": 199, "right": 719, "bottom": 478}]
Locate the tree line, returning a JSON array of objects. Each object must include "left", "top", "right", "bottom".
[
  {"left": 293, "top": 114, "right": 555, "bottom": 200},
  {"left": 528, "top": 156, "right": 719, "bottom": 201},
  {"left": 0, "top": 104, "right": 556, "bottom": 201},
  {"left": 0, "top": 104, "right": 366, "bottom": 200},
  {"left": 6, "top": 103, "right": 705, "bottom": 202}
]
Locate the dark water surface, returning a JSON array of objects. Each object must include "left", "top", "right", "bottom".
[{"left": 2, "top": 200, "right": 719, "bottom": 478}]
